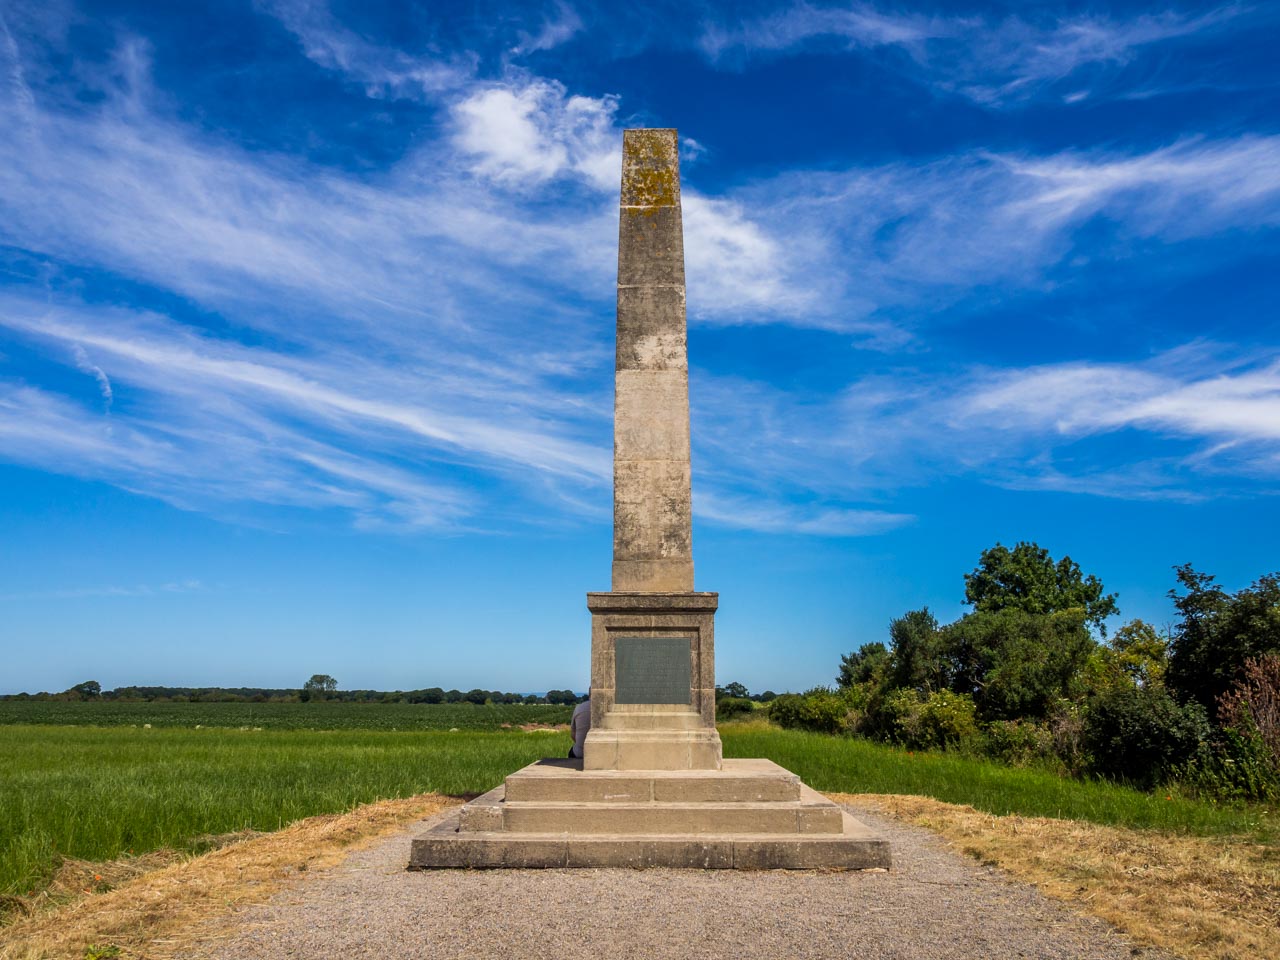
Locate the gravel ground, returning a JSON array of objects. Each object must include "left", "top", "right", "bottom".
[{"left": 195, "top": 803, "right": 1174, "bottom": 960}]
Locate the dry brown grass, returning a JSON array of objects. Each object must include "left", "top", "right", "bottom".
[
  {"left": 0, "top": 794, "right": 457, "bottom": 960},
  {"left": 6, "top": 788, "right": 1274, "bottom": 960},
  {"left": 832, "top": 792, "right": 1280, "bottom": 960}
]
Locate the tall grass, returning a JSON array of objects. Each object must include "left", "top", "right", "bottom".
[
  {"left": 721, "top": 722, "right": 1276, "bottom": 838},
  {"left": 0, "top": 725, "right": 568, "bottom": 897},
  {"left": 6, "top": 720, "right": 1274, "bottom": 904}
]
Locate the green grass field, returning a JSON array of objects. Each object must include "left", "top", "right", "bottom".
[
  {"left": 2, "top": 705, "right": 1274, "bottom": 904},
  {"left": 0, "top": 724, "right": 569, "bottom": 898},
  {"left": 0, "top": 700, "right": 574, "bottom": 730},
  {"left": 721, "top": 723, "right": 1275, "bottom": 837}
]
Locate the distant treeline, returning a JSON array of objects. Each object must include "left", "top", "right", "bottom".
[
  {"left": 1, "top": 678, "right": 587, "bottom": 706},
  {"left": 6, "top": 676, "right": 780, "bottom": 706}
]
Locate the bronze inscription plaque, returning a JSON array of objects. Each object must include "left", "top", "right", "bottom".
[{"left": 614, "top": 636, "right": 691, "bottom": 704}]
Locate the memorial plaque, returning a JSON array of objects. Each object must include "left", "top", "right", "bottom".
[{"left": 615, "top": 637, "right": 691, "bottom": 704}]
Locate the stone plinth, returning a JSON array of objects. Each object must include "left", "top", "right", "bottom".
[
  {"left": 584, "top": 591, "right": 721, "bottom": 771},
  {"left": 408, "top": 759, "right": 891, "bottom": 870}
]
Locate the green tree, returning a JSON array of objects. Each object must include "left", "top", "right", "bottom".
[
  {"left": 70, "top": 680, "right": 102, "bottom": 700},
  {"left": 838, "top": 642, "right": 890, "bottom": 688},
  {"left": 1086, "top": 618, "right": 1169, "bottom": 693},
  {"left": 717, "top": 681, "right": 749, "bottom": 699},
  {"left": 302, "top": 674, "right": 337, "bottom": 701},
  {"left": 944, "top": 608, "right": 1096, "bottom": 721},
  {"left": 887, "top": 608, "right": 947, "bottom": 692},
  {"left": 964, "top": 542, "right": 1118, "bottom": 636},
  {"left": 1167, "top": 565, "right": 1280, "bottom": 716}
]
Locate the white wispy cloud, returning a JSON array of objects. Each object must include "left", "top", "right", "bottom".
[
  {"left": 965, "top": 352, "right": 1280, "bottom": 445},
  {"left": 0, "top": 580, "right": 205, "bottom": 601},
  {"left": 973, "top": 7, "right": 1242, "bottom": 104},
  {"left": 452, "top": 76, "right": 620, "bottom": 189},
  {"left": 259, "top": 0, "right": 474, "bottom": 98},
  {"left": 729, "top": 135, "right": 1280, "bottom": 332},
  {"left": 695, "top": 490, "right": 914, "bottom": 536},
  {"left": 511, "top": 2, "right": 583, "bottom": 56},
  {"left": 698, "top": 3, "right": 1249, "bottom": 105},
  {"left": 71, "top": 343, "right": 113, "bottom": 411},
  {"left": 697, "top": 344, "right": 1280, "bottom": 504},
  {"left": 1, "top": 5, "right": 1278, "bottom": 542},
  {"left": 699, "top": 2, "right": 940, "bottom": 60}
]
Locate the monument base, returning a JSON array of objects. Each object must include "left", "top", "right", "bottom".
[
  {"left": 408, "top": 758, "right": 891, "bottom": 870},
  {"left": 585, "top": 591, "right": 722, "bottom": 771},
  {"left": 583, "top": 705, "right": 722, "bottom": 770}
]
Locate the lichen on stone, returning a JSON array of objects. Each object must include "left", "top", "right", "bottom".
[{"left": 622, "top": 129, "right": 680, "bottom": 207}]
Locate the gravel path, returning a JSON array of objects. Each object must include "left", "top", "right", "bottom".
[{"left": 196, "top": 803, "right": 1174, "bottom": 960}]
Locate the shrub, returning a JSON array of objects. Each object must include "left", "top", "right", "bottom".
[
  {"left": 1083, "top": 686, "right": 1210, "bottom": 788},
  {"left": 983, "top": 719, "right": 1057, "bottom": 767},
  {"left": 715, "top": 697, "right": 754, "bottom": 721},
  {"left": 1045, "top": 700, "right": 1088, "bottom": 776},
  {"left": 1182, "top": 724, "right": 1280, "bottom": 804},
  {"left": 1216, "top": 654, "right": 1280, "bottom": 766},
  {"left": 768, "top": 688, "right": 850, "bottom": 735},
  {"left": 882, "top": 689, "right": 978, "bottom": 750}
]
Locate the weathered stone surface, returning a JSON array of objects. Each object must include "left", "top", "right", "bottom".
[
  {"left": 612, "top": 128, "right": 692, "bottom": 596},
  {"left": 584, "top": 591, "right": 720, "bottom": 762},
  {"left": 620, "top": 129, "right": 682, "bottom": 207},
  {"left": 614, "top": 371, "right": 690, "bottom": 469},
  {"left": 617, "top": 208, "right": 685, "bottom": 286},
  {"left": 616, "top": 286, "right": 687, "bottom": 371},
  {"left": 409, "top": 760, "right": 891, "bottom": 870},
  {"left": 502, "top": 758, "right": 802, "bottom": 804},
  {"left": 457, "top": 784, "right": 504, "bottom": 832}
]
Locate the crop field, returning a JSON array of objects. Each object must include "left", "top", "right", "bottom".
[
  {"left": 0, "top": 700, "right": 574, "bottom": 730},
  {"left": 3, "top": 710, "right": 1274, "bottom": 908},
  {"left": 0, "top": 723, "right": 569, "bottom": 899}
]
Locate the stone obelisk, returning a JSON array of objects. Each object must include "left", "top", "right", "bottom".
[
  {"left": 583, "top": 129, "right": 722, "bottom": 771},
  {"left": 612, "top": 128, "right": 694, "bottom": 595},
  {"left": 407, "top": 129, "right": 890, "bottom": 870}
]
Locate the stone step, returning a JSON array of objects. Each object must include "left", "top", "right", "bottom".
[
  {"left": 410, "top": 810, "right": 891, "bottom": 870},
  {"left": 583, "top": 729, "right": 723, "bottom": 770},
  {"left": 500, "top": 798, "right": 843, "bottom": 835},
  {"left": 598, "top": 709, "right": 705, "bottom": 731},
  {"left": 503, "top": 757, "right": 801, "bottom": 803}
]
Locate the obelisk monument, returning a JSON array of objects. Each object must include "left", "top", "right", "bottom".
[
  {"left": 408, "top": 129, "right": 889, "bottom": 870},
  {"left": 612, "top": 128, "right": 694, "bottom": 595},
  {"left": 583, "top": 129, "right": 722, "bottom": 771}
]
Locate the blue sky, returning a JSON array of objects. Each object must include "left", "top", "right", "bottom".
[{"left": 1, "top": 0, "right": 1277, "bottom": 695}]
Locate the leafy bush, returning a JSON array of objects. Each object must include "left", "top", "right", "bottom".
[
  {"left": 715, "top": 697, "right": 755, "bottom": 721},
  {"left": 1083, "top": 686, "right": 1210, "bottom": 788},
  {"left": 983, "top": 719, "right": 1057, "bottom": 767},
  {"left": 1182, "top": 724, "right": 1280, "bottom": 804},
  {"left": 945, "top": 608, "right": 1096, "bottom": 721},
  {"left": 882, "top": 689, "right": 978, "bottom": 750},
  {"left": 768, "top": 688, "right": 850, "bottom": 735}
]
